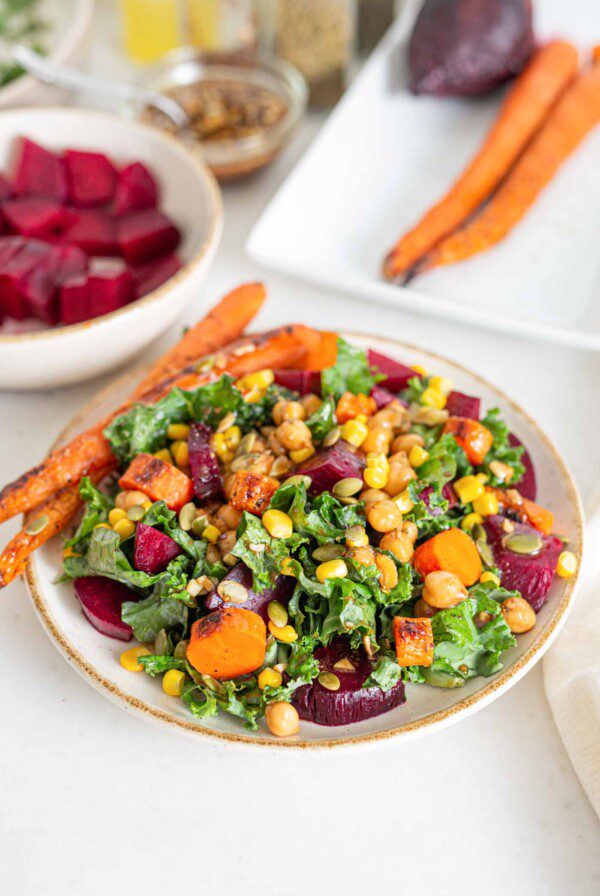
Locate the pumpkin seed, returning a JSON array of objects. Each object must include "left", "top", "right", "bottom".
[
  {"left": 362, "top": 634, "right": 374, "bottom": 657},
  {"left": 217, "top": 580, "right": 248, "bottom": 603},
  {"left": 270, "top": 455, "right": 293, "bottom": 477},
  {"left": 178, "top": 502, "right": 198, "bottom": 531},
  {"left": 471, "top": 523, "right": 487, "bottom": 543},
  {"left": 333, "top": 657, "right": 355, "bottom": 672},
  {"left": 236, "top": 432, "right": 257, "bottom": 455},
  {"left": 476, "top": 538, "right": 494, "bottom": 568},
  {"left": 338, "top": 496, "right": 359, "bottom": 506},
  {"left": 318, "top": 671, "right": 340, "bottom": 691},
  {"left": 25, "top": 514, "right": 49, "bottom": 536},
  {"left": 154, "top": 629, "right": 168, "bottom": 655},
  {"left": 410, "top": 406, "right": 449, "bottom": 426},
  {"left": 345, "top": 524, "right": 367, "bottom": 547},
  {"left": 216, "top": 411, "right": 236, "bottom": 433},
  {"left": 230, "top": 452, "right": 262, "bottom": 472},
  {"left": 503, "top": 532, "right": 544, "bottom": 556},
  {"left": 223, "top": 552, "right": 238, "bottom": 567},
  {"left": 332, "top": 477, "right": 363, "bottom": 498},
  {"left": 174, "top": 639, "right": 188, "bottom": 660},
  {"left": 322, "top": 426, "right": 341, "bottom": 447},
  {"left": 267, "top": 600, "right": 288, "bottom": 628},
  {"left": 190, "top": 514, "right": 209, "bottom": 537},
  {"left": 312, "top": 543, "right": 345, "bottom": 561},
  {"left": 285, "top": 474, "right": 312, "bottom": 489},
  {"left": 126, "top": 504, "right": 146, "bottom": 522},
  {"left": 201, "top": 673, "right": 225, "bottom": 694}
]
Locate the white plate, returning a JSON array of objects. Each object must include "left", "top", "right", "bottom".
[
  {"left": 25, "top": 333, "right": 583, "bottom": 750},
  {"left": 247, "top": 0, "right": 600, "bottom": 350}
]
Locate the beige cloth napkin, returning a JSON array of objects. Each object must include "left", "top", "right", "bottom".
[{"left": 544, "top": 497, "right": 599, "bottom": 817}]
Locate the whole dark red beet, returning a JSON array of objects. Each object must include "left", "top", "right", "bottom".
[
  {"left": 293, "top": 640, "right": 406, "bottom": 726},
  {"left": 408, "top": 0, "right": 534, "bottom": 96},
  {"left": 509, "top": 433, "right": 537, "bottom": 501}
]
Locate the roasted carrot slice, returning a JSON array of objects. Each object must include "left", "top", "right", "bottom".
[
  {"left": 413, "top": 528, "right": 482, "bottom": 587},
  {"left": 393, "top": 617, "right": 434, "bottom": 667},
  {"left": 422, "top": 58, "right": 600, "bottom": 273},
  {"left": 443, "top": 417, "right": 493, "bottom": 465},
  {"left": 187, "top": 607, "right": 266, "bottom": 679},
  {"left": 489, "top": 487, "right": 554, "bottom": 535},
  {"left": 383, "top": 41, "right": 579, "bottom": 279},
  {"left": 335, "top": 391, "right": 376, "bottom": 423},
  {"left": 229, "top": 470, "right": 279, "bottom": 515},
  {"left": 119, "top": 453, "right": 194, "bottom": 511}
]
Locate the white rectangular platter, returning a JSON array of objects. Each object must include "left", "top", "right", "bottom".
[{"left": 248, "top": 0, "right": 600, "bottom": 350}]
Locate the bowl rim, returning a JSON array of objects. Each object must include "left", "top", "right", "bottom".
[
  {"left": 24, "top": 333, "right": 584, "bottom": 750},
  {"left": 0, "top": 105, "right": 223, "bottom": 345},
  {"left": 0, "top": 0, "right": 96, "bottom": 107}
]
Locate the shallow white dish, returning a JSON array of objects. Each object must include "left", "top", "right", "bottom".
[
  {"left": 0, "top": 0, "right": 94, "bottom": 109},
  {"left": 248, "top": 0, "right": 600, "bottom": 351},
  {"left": 0, "top": 107, "right": 222, "bottom": 390},
  {"left": 25, "top": 333, "right": 583, "bottom": 750}
]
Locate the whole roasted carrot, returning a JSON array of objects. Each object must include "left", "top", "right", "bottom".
[
  {"left": 383, "top": 41, "right": 579, "bottom": 281},
  {"left": 421, "top": 59, "right": 600, "bottom": 272}
]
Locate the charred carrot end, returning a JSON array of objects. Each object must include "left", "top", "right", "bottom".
[
  {"left": 521, "top": 497, "right": 554, "bottom": 535},
  {"left": 301, "top": 330, "right": 339, "bottom": 371},
  {"left": 413, "top": 528, "right": 482, "bottom": 587},
  {"left": 119, "top": 453, "right": 194, "bottom": 511},
  {"left": 443, "top": 417, "right": 493, "bottom": 466},
  {"left": 187, "top": 607, "right": 267, "bottom": 679},
  {"left": 335, "top": 391, "right": 377, "bottom": 424},
  {"left": 393, "top": 616, "right": 434, "bottom": 667},
  {"left": 229, "top": 470, "right": 280, "bottom": 515}
]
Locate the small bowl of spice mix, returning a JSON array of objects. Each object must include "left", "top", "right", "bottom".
[{"left": 137, "top": 50, "right": 307, "bottom": 181}]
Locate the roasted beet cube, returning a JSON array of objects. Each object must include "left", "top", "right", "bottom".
[
  {"left": 134, "top": 523, "right": 181, "bottom": 575},
  {"left": 273, "top": 369, "right": 322, "bottom": 394},
  {"left": 1, "top": 197, "right": 68, "bottom": 239},
  {"left": 14, "top": 138, "right": 68, "bottom": 202},
  {"left": 118, "top": 209, "right": 180, "bottom": 263},
  {"left": 130, "top": 253, "right": 181, "bottom": 298},
  {"left": 24, "top": 244, "right": 87, "bottom": 324},
  {"left": 0, "top": 173, "right": 13, "bottom": 201},
  {"left": 73, "top": 576, "right": 137, "bottom": 641},
  {"left": 297, "top": 440, "right": 366, "bottom": 495},
  {"left": 445, "top": 390, "right": 481, "bottom": 420},
  {"left": 64, "top": 208, "right": 118, "bottom": 256},
  {"left": 188, "top": 422, "right": 224, "bottom": 502},
  {"left": 205, "top": 562, "right": 294, "bottom": 623},
  {"left": 59, "top": 275, "right": 90, "bottom": 325},
  {"left": 114, "top": 162, "right": 158, "bottom": 216},
  {"left": 367, "top": 349, "right": 420, "bottom": 391},
  {"left": 0, "top": 240, "right": 49, "bottom": 320},
  {"left": 65, "top": 149, "right": 118, "bottom": 208},
  {"left": 87, "top": 269, "right": 134, "bottom": 319}
]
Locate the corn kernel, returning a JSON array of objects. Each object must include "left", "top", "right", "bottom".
[
  {"left": 290, "top": 446, "right": 315, "bottom": 464},
  {"left": 223, "top": 425, "right": 241, "bottom": 449},
  {"left": 280, "top": 557, "right": 297, "bottom": 577},
  {"left": 171, "top": 440, "right": 189, "bottom": 468},
  {"left": 142, "top": 501, "right": 153, "bottom": 511},
  {"left": 461, "top": 512, "right": 483, "bottom": 532},
  {"left": 258, "top": 667, "right": 283, "bottom": 690},
  {"left": 355, "top": 413, "right": 368, "bottom": 424},
  {"left": 341, "top": 419, "right": 368, "bottom": 448},
  {"left": 94, "top": 522, "right": 112, "bottom": 530},
  {"left": 162, "top": 669, "right": 186, "bottom": 697},
  {"left": 166, "top": 423, "right": 190, "bottom": 441},
  {"left": 120, "top": 645, "right": 151, "bottom": 672},
  {"left": 409, "top": 445, "right": 430, "bottom": 468},
  {"left": 412, "top": 365, "right": 428, "bottom": 377},
  {"left": 480, "top": 571, "right": 500, "bottom": 586},
  {"left": 454, "top": 475, "right": 485, "bottom": 505},
  {"left": 556, "top": 551, "right": 578, "bottom": 578},
  {"left": 472, "top": 492, "right": 499, "bottom": 517},
  {"left": 262, "top": 509, "right": 293, "bottom": 539},
  {"left": 421, "top": 387, "right": 447, "bottom": 410},
  {"left": 212, "top": 432, "right": 230, "bottom": 460},
  {"left": 113, "top": 518, "right": 135, "bottom": 540},
  {"left": 268, "top": 622, "right": 298, "bottom": 643},
  {"left": 108, "top": 507, "right": 127, "bottom": 526},
  {"left": 154, "top": 448, "right": 172, "bottom": 464},
  {"left": 394, "top": 490, "right": 414, "bottom": 514},
  {"left": 476, "top": 473, "right": 489, "bottom": 484},
  {"left": 366, "top": 452, "right": 390, "bottom": 470},
  {"left": 243, "top": 387, "right": 264, "bottom": 404},
  {"left": 202, "top": 524, "right": 220, "bottom": 544},
  {"left": 429, "top": 375, "right": 454, "bottom": 396},
  {"left": 237, "top": 369, "right": 275, "bottom": 391},
  {"left": 345, "top": 525, "right": 369, "bottom": 548},
  {"left": 363, "top": 466, "right": 388, "bottom": 489},
  {"left": 316, "top": 558, "right": 348, "bottom": 583}
]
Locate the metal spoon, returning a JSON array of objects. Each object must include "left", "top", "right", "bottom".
[{"left": 12, "top": 45, "right": 189, "bottom": 130}]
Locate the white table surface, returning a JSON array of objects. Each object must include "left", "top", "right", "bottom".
[{"left": 2, "top": 5, "right": 600, "bottom": 893}]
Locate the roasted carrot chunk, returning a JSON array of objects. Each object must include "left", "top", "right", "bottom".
[
  {"left": 187, "top": 607, "right": 266, "bottom": 679},
  {"left": 335, "top": 391, "right": 377, "bottom": 424},
  {"left": 413, "top": 528, "right": 482, "bottom": 587},
  {"left": 490, "top": 487, "right": 554, "bottom": 535},
  {"left": 393, "top": 617, "right": 434, "bottom": 667},
  {"left": 229, "top": 470, "right": 279, "bottom": 515},
  {"left": 443, "top": 416, "right": 493, "bottom": 465},
  {"left": 118, "top": 453, "right": 194, "bottom": 511}
]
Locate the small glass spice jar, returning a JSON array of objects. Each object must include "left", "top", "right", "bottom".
[
  {"left": 186, "top": 0, "right": 258, "bottom": 52},
  {"left": 259, "top": 0, "right": 357, "bottom": 108}
]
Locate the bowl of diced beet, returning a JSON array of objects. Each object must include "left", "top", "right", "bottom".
[{"left": 0, "top": 107, "right": 223, "bottom": 390}]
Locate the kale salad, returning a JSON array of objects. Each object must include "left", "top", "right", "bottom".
[{"left": 61, "top": 338, "right": 576, "bottom": 737}]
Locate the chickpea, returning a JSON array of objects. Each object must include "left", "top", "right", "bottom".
[
  {"left": 268, "top": 431, "right": 287, "bottom": 456},
  {"left": 474, "top": 611, "right": 493, "bottom": 629},
  {"left": 223, "top": 474, "right": 236, "bottom": 499},
  {"left": 369, "top": 407, "right": 398, "bottom": 430},
  {"left": 213, "top": 504, "right": 242, "bottom": 532},
  {"left": 392, "top": 433, "right": 425, "bottom": 454},
  {"left": 384, "top": 463, "right": 417, "bottom": 497},
  {"left": 400, "top": 520, "right": 419, "bottom": 543},
  {"left": 206, "top": 544, "right": 221, "bottom": 565},
  {"left": 218, "top": 529, "right": 237, "bottom": 556},
  {"left": 272, "top": 400, "right": 288, "bottom": 425},
  {"left": 348, "top": 545, "right": 376, "bottom": 567},
  {"left": 366, "top": 499, "right": 403, "bottom": 533},
  {"left": 265, "top": 701, "right": 300, "bottom": 737},
  {"left": 501, "top": 597, "right": 536, "bottom": 633},
  {"left": 247, "top": 453, "right": 274, "bottom": 475},
  {"left": 276, "top": 419, "right": 312, "bottom": 451},
  {"left": 282, "top": 400, "right": 306, "bottom": 422},
  {"left": 379, "top": 530, "right": 414, "bottom": 563},
  {"left": 362, "top": 426, "right": 391, "bottom": 455},
  {"left": 387, "top": 450, "right": 409, "bottom": 466},
  {"left": 360, "top": 488, "right": 387, "bottom": 507},
  {"left": 301, "top": 393, "right": 322, "bottom": 416},
  {"left": 123, "top": 490, "right": 149, "bottom": 510},
  {"left": 422, "top": 571, "right": 467, "bottom": 609},
  {"left": 375, "top": 553, "right": 398, "bottom": 591},
  {"left": 413, "top": 597, "right": 437, "bottom": 619}
]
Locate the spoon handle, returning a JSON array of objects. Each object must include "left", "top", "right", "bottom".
[{"left": 12, "top": 45, "right": 188, "bottom": 129}]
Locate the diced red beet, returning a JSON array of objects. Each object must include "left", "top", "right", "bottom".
[
  {"left": 0, "top": 240, "right": 49, "bottom": 319},
  {"left": 509, "top": 433, "right": 537, "bottom": 501},
  {"left": 65, "top": 149, "right": 118, "bottom": 208},
  {"left": 273, "top": 369, "right": 322, "bottom": 395},
  {"left": 73, "top": 576, "right": 138, "bottom": 641},
  {"left": 59, "top": 275, "right": 90, "bottom": 325},
  {"left": 87, "top": 269, "right": 134, "bottom": 319},
  {"left": 134, "top": 523, "right": 181, "bottom": 575},
  {"left": 1, "top": 197, "right": 68, "bottom": 239},
  {"left": 446, "top": 390, "right": 481, "bottom": 420},
  {"left": 118, "top": 209, "right": 180, "bottom": 263},
  {"left": 292, "top": 639, "right": 406, "bottom": 726},
  {"left": 0, "top": 235, "right": 25, "bottom": 267},
  {"left": 484, "top": 515, "right": 562, "bottom": 612},
  {"left": 114, "top": 162, "right": 158, "bottom": 216},
  {"left": 24, "top": 245, "right": 87, "bottom": 324},
  {"left": 0, "top": 173, "right": 12, "bottom": 201},
  {"left": 64, "top": 208, "right": 118, "bottom": 256},
  {"left": 15, "top": 138, "right": 68, "bottom": 202},
  {"left": 367, "top": 349, "right": 420, "bottom": 392},
  {"left": 370, "top": 383, "right": 403, "bottom": 409},
  {"left": 130, "top": 253, "right": 182, "bottom": 298},
  {"left": 297, "top": 439, "right": 366, "bottom": 495},
  {"left": 188, "top": 422, "right": 224, "bottom": 501},
  {"left": 205, "top": 561, "right": 294, "bottom": 623},
  {"left": 420, "top": 483, "right": 458, "bottom": 515}
]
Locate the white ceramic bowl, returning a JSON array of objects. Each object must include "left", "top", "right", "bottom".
[
  {"left": 0, "top": 0, "right": 95, "bottom": 109},
  {"left": 25, "top": 334, "right": 583, "bottom": 751},
  {"left": 0, "top": 107, "right": 223, "bottom": 390}
]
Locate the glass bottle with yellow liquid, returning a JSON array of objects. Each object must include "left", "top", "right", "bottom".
[{"left": 118, "top": 0, "right": 183, "bottom": 64}]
